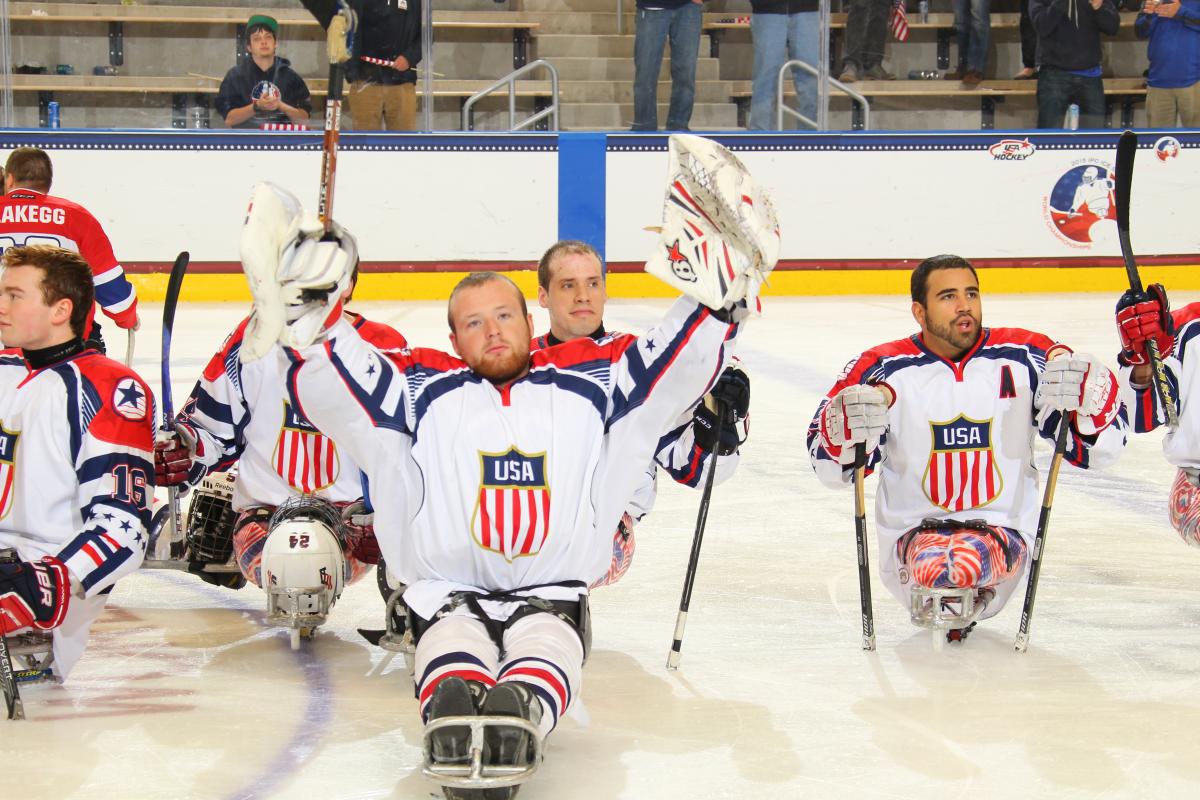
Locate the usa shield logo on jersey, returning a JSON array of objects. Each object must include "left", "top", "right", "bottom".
[
  {"left": 0, "top": 424, "right": 18, "bottom": 521},
  {"left": 273, "top": 400, "right": 339, "bottom": 492},
  {"left": 923, "top": 415, "right": 1002, "bottom": 512},
  {"left": 471, "top": 447, "right": 551, "bottom": 562}
]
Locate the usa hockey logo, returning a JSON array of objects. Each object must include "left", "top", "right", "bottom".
[
  {"left": 1043, "top": 162, "right": 1117, "bottom": 246},
  {"left": 113, "top": 377, "right": 148, "bottom": 421},
  {"left": 0, "top": 424, "right": 17, "bottom": 521},
  {"left": 273, "top": 400, "right": 339, "bottom": 492},
  {"left": 471, "top": 447, "right": 551, "bottom": 562},
  {"left": 988, "top": 138, "right": 1035, "bottom": 161},
  {"left": 923, "top": 415, "right": 1002, "bottom": 512}
]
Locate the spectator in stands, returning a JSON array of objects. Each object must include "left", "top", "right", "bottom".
[
  {"left": 1029, "top": 0, "right": 1121, "bottom": 128},
  {"left": 749, "top": 0, "right": 819, "bottom": 128},
  {"left": 1136, "top": 0, "right": 1200, "bottom": 127},
  {"left": 347, "top": 0, "right": 423, "bottom": 131},
  {"left": 216, "top": 14, "right": 312, "bottom": 129},
  {"left": 1017, "top": 0, "right": 1039, "bottom": 78},
  {"left": 947, "top": 0, "right": 992, "bottom": 85},
  {"left": 631, "top": 0, "right": 704, "bottom": 131},
  {"left": 839, "top": 0, "right": 893, "bottom": 82}
]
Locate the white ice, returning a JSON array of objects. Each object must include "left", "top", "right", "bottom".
[{"left": 10, "top": 293, "right": 1200, "bottom": 800}]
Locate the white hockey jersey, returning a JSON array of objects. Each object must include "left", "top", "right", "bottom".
[
  {"left": 1122, "top": 302, "right": 1200, "bottom": 466},
  {"left": 176, "top": 313, "right": 407, "bottom": 511},
  {"left": 809, "top": 328, "right": 1128, "bottom": 612},
  {"left": 0, "top": 345, "right": 154, "bottom": 675},
  {"left": 293, "top": 298, "right": 739, "bottom": 620}
]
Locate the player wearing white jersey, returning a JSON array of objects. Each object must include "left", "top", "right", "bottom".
[
  {"left": 1115, "top": 284, "right": 1200, "bottom": 546},
  {"left": 1069, "top": 165, "right": 1115, "bottom": 219},
  {"left": 0, "top": 246, "right": 153, "bottom": 681},
  {"left": 154, "top": 274, "right": 406, "bottom": 595},
  {"left": 531, "top": 239, "right": 749, "bottom": 588},
  {"left": 809, "top": 255, "right": 1127, "bottom": 641}
]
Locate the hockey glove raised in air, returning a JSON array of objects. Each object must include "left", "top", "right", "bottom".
[
  {"left": 1035, "top": 352, "right": 1119, "bottom": 436},
  {"left": 0, "top": 556, "right": 71, "bottom": 635},
  {"left": 1116, "top": 283, "right": 1175, "bottom": 367},
  {"left": 819, "top": 384, "right": 891, "bottom": 465},
  {"left": 692, "top": 365, "right": 750, "bottom": 456}
]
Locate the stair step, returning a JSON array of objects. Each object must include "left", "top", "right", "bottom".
[
  {"left": 536, "top": 33, "right": 634, "bottom": 58},
  {"left": 548, "top": 56, "right": 721, "bottom": 81},
  {"left": 556, "top": 79, "right": 731, "bottom": 103},
  {"left": 559, "top": 102, "right": 740, "bottom": 129}
]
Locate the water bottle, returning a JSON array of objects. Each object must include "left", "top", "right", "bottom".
[
  {"left": 919, "top": 0, "right": 929, "bottom": 22},
  {"left": 1067, "top": 103, "right": 1079, "bottom": 131},
  {"left": 189, "top": 105, "right": 209, "bottom": 129},
  {"left": 46, "top": 100, "right": 59, "bottom": 129}
]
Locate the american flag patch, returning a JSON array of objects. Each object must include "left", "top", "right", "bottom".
[
  {"left": 471, "top": 448, "right": 551, "bottom": 562},
  {"left": 0, "top": 424, "right": 17, "bottom": 521},
  {"left": 273, "top": 401, "right": 339, "bottom": 492},
  {"left": 922, "top": 415, "right": 1002, "bottom": 512}
]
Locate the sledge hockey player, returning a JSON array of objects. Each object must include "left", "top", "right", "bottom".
[
  {"left": 0, "top": 245, "right": 153, "bottom": 692},
  {"left": 809, "top": 254, "right": 1128, "bottom": 643},
  {"left": 153, "top": 196, "right": 406, "bottom": 646},
  {"left": 1114, "top": 284, "right": 1200, "bottom": 546},
  {"left": 532, "top": 238, "right": 750, "bottom": 587},
  {"left": 240, "top": 134, "right": 777, "bottom": 798},
  {"left": 0, "top": 147, "right": 140, "bottom": 354}
]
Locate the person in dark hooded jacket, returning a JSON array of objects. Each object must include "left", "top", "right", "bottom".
[
  {"left": 1029, "top": 0, "right": 1120, "bottom": 128},
  {"left": 216, "top": 14, "right": 313, "bottom": 129}
]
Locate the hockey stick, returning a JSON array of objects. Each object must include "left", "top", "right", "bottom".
[
  {"left": 317, "top": 1, "right": 355, "bottom": 233},
  {"left": 1115, "top": 129, "right": 1178, "bottom": 429},
  {"left": 1014, "top": 413, "right": 1070, "bottom": 653},
  {"left": 853, "top": 442, "right": 876, "bottom": 651},
  {"left": 0, "top": 629, "right": 23, "bottom": 720},
  {"left": 156, "top": 251, "right": 190, "bottom": 562},
  {"left": 667, "top": 402, "right": 726, "bottom": 670},
  {"left": 124, "top": 328, "right": 135, "bottom": 368}
]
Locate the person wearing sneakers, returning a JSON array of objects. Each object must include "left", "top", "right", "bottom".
[{"left": 839, "top": 0, "right": 894, "bottom": 82}]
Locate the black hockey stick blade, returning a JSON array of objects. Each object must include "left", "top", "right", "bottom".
[
  {"left": 0, "top": 630, "right": 25, "bottom": 720},
  {"left": 1114, "top": 130, "right": 1142, "bottom": 293},
  {"left": 1014, "top": 414, "right": 1070, "bottom": 653},
  {"left": 160, "top": 251, "right": 190, "bottom": 428}
]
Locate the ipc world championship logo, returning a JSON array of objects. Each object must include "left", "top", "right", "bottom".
[{"left": 1042, "top": 162, "right": 1118, "bottom": 246}]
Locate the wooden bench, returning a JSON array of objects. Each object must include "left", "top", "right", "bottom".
[
  {"left": 10, "top": 3, "right": 541, "bottom": 68},
  {"left": 10, "top": 74, "right": 558, "bottom": 130},
  {"left": 729, "top": 77, "right": 1148, "bottom": 129}
]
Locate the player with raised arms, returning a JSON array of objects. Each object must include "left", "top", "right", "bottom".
[
  {"left": 809, "top": 255, "right": 1128, "bottom": 643},
  {"left": 0, "top": 245, "right": 153, "bottom": 709},
  {"left": 238, "top": 134, "right": 777, "bottom": 798},
  {"left": 153, "top": 185, "right": 407, "bottom": 648},
  {"left": 531, "top": 238, "right": 750, "bottom": 588}
]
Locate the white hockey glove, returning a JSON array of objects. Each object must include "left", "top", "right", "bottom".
[
  {"left": 1034, "top": 352, "right": 1120, "bottom": 436},
  {"left": 239, "top": 182, "right": 358, "bottom": 362},
  {"left": 819, "top": 384, "right": 892, "bottom": 465},
  {"left": 645, "top": 135, "right": 780, "bottom": 311}
]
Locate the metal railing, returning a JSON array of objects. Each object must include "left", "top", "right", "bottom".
[
  {"left": 777, "top": 59, "right": 870, "bottom": 131},
  {"left": 461, "top": 59, "right": 560, "bottom": 132}
]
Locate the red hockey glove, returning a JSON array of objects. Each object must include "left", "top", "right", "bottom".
[
  {"left": 0, "top": 556, "right": 71, "bottom": 634},
  {"left": 1117, "top": 283, "right": 1175, "bottom": 367},
  {"left": 154, "top": 423, "right": 198, "bottom": 487}
]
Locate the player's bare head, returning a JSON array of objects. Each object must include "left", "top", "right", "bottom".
[
  {"left": 4, "top": 147, "right": 52, "bottom": 194},
  {"left": 0, "top": 246, "right": 94, "bottom": 347},
  {"left": 910, "top": 255, "right": 982, "bottom": 360},
  {"left": 448, "top": 272, "right": 533, "bottom": 384},
  {"left": 537, "top": 240, "right": 607, "bottom": 341}
]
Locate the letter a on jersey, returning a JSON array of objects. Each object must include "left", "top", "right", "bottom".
[
  {"left": 923, "top": 415, "right": 1002, "bottom": 512},
  {"left": 0, "top": 424, "right": 16, "bottom": 520},
  {"left": 273, "top": 400, "right": 339, "bottom": 492},
  {"left": 471, "top": 448, "right": 551, "bottom": 562}
]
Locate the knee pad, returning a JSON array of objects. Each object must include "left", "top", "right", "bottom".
[
  {"left": 260, "top": 497, "right": 348, "bottom": 641},
  {"left": 1170, "top": 469, "right": 1200, "bottom": 548},
  {"left": 185, "top": 471, "right": 238, "bottom": 564}
]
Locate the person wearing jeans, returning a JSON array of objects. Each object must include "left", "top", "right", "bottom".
[
  {"left": 749, "top": 0, "right": 819, "bottom": 129},
  {"left": 951, "top": 0, "right": 992, "bottom": 85},
  {"left": 632, "top": 0, "right": 703, "bottom": 131},
  {"left": 1029, "top": 0, "right": 1121, "bottom": 128},
  {"left": 839, "top": 0, "right": 893, "bottom": 81}
]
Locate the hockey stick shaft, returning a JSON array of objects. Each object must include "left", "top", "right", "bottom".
[
  {"left": 1014, "top": 413, "right": 1070, "bottom": 653},
  {"left": 1115, "top": 129, "right": 1178, "bottom": 428},
  {"left": 124, "top": 328, "right": 135, "bottom": 368},
  {"left": 159, "top": 251, "right": 189, "bottom": 560},
  {"left": 0, "top": 627, "right": 24, "bottom": 720},
  {"left": 667, "top": 402, "right": 725, "bottom": 670},
  {"left": 318, "top": 1, "right": 354, "bottom": 233},
  {"left": 853, "top": 442, "right": 876, "bottom": 651}
]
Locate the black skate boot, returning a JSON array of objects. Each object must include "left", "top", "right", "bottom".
[
  {"left": 481, "top": 681, "right": 543, "bottom": 800},
  {"left": 427, "top": 676, "right": 487, "bottom": 800}
]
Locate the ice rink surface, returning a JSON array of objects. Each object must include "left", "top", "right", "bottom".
[{"left": 9, "top": 292, "right": 1200, "bottom": 800}]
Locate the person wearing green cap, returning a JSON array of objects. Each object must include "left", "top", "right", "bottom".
[{"left": 216, "top": 14, "right": 313, "bottom": 129}]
